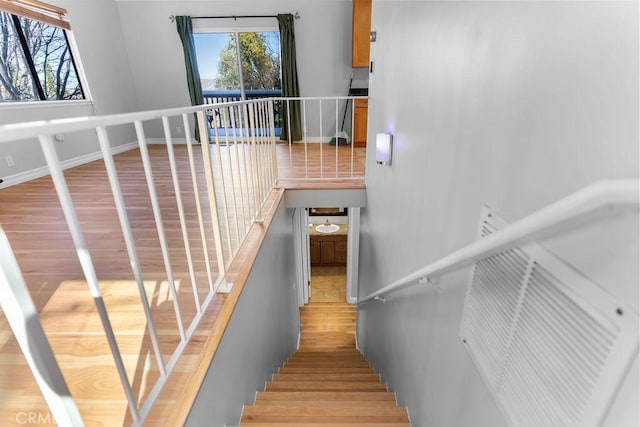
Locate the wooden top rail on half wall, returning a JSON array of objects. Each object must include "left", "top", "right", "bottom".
[{"left": 357, "top": 180, "right": 639, "bottom": 305}]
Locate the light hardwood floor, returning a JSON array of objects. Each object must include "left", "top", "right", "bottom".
[{"left": 0, "top": 142, "right": 365, "bottom": 426}]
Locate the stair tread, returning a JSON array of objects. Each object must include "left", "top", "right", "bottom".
[
  {"left": 282, "top": 362, "right": 370, "bottom": 368},
  {"left": 265, "top": 382, "right": 387, "bottom": 391},
  {"left": 252, "top": 400, "right": 398, "bottom": 407},
  {"left": 238, "top": 423, "right": 409, "bottom": 427},
  {"left": 273, "top": 373, "right": 380, "bottom": 381},
  {"left": 278, "top": 366, "right": 375, "bottom": 374},
  {"left": 255, "top": 391, "right": 397, "bottom": 401},
  {"left": 242, "top": 405, "right": 407, "bottom": 416},
  {"left": 241, "top": 415, "right": 409, "bottom": 424}
]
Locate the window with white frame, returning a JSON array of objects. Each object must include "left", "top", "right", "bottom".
[{"left": 0, "top": 1, "right": 85, "bottom": 102}]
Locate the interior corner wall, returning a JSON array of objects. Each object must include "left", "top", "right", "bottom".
[
  {"left": 357, "top": 1, "right": 639, "bottom": 427},
  {"left": 186, "top": 200, "right": 299, "bottom": 426},
  {"left": 0, "top": 0, "right": 139, "bottom": 182}
]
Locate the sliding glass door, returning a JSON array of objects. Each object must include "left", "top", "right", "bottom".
[
  {"left": 194, "top": 30, "right": 282, "bottom": 135},
  {"left": 194, "top": 31, "right": 281, "bottom": 100}
]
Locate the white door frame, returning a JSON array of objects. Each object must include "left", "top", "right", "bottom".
[
  {"left": 293, "top": 208, "right": 310, "bottom": 306},
  {"left": 346, "top": 207, "right": 360, "bottom": 304}
]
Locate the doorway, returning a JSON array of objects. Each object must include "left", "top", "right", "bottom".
[
  {"left": 308, "top": 208, "right": 348, "bottom": 302},
  {"left": 293, "top": 207, "right": 360, "bottom": 306}
]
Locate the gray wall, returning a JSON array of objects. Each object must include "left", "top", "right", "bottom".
[
  {"left": 1, "top": 0, "right": 355, "bottom": 183},
  {"left": 115, "top": 0, "right": 355, "bottom": 139},
  {"left": 0, "top": 0, "right": 139, "bottom": 182},
  {"left": 358, "top": 1, "right": 638, "bottom": 427},
  {"left": 186, "top": 201, "right": 299, "bottom": 426}
]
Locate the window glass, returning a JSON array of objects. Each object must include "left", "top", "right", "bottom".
[
  {"left": 0, "top": 11, "right": 84, "bottom": 102},
  {"left": 238, "top": 31, "right": 281, "bottom": 91},
  {"left": 195, "top": 32, "right": 240, "bottom": 91},
  {"left": 0, "top": 12, "right": 38, "bottom": 101},
  {"left": 17, "top": 15, "right": 83, "bottom": 100},
  {"left": 194, "top": 30, "right": 281, "bottom": 93}
]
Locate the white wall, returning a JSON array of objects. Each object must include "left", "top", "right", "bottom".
[
  {"left": 358, "top": 1, "right": 638, "bottom": 426},
  {"left": 186, "top": 201, "right": 299, "bottom": 426},
  {"left": 0, "top": 0, "right": 139, "bottom": 184},
  {"left": 115, "top": 0, "right": 354, "bottom": 138},
  {"left": 0, "top": 0, "right": 356, "bottom": 184}
]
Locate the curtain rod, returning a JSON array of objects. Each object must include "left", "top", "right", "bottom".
[{"left": 169, "top": 12, "right": 299, "bottom": 23}]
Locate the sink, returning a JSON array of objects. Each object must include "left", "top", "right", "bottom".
[{"left": 315, "top": 224, "right": 340, "bottom": 234}]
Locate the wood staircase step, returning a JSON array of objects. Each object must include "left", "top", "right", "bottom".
[
  {"left": 242, "top": 405, "right": 408, "bottom": 417},
  {"left": 277, "top": 367, "right": 375, "bottom": 374},
  {"left": 254, "top": 391, "right": 397, "bottom": 402},
  {"left": 237, "top": 423, "right": 409, "bottom": 427},
  {"left": 265, "top": 381, "right": 387, "bottom": 392},
  {"left": 252, "top": 400, "right": 398, "bottom": 407},
  {"left": 239, "top": 301, "right": 409, "bottom": 426},
  {"left": 240, "top": 405, "right": 409, "bottom": 424},
  {"left": 272, "top": 373, "right": 380, "bottom": 382},
  {"left": 283, "top": 360, "right": 370, "bottom": 367}
]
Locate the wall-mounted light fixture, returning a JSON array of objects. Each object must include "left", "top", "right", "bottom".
[{"left": 376, "top": 133, "right": 393, "bottom": 165}]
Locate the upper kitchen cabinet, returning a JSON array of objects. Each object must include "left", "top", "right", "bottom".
[{"left": 352, "top": 0, "right": 372, "bottom": 68}]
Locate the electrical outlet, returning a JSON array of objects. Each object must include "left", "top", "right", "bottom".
[
  {"left": 55, "top": 134, "right": 65, "bottom": 142},
  {"left": 5, "top": 155, "right": 14, "bottom": 167}
]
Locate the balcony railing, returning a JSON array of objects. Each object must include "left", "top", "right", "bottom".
[
  {"left": 203, "top": 89, "right": 283, "bottom": 132},
  {"left": 0, "top": 95, "right": 366, "bottom": 426}
]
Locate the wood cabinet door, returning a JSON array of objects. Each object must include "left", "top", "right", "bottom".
[
  {"left": 335, "top": 240, "right": 347, "bottom": 264},
  {"left": 310, "top": 238, "right": 321, "bottom": 265},
  {"left": 353, "top": 106, "right": 368, "bottom": 146},
  {"left": 320, "top": 240, "right": 335, "bottom": 264},
  {"left": 352, "top": 0, "right": 372, "bottom": 67}
]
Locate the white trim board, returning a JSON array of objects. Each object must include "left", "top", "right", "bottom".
[{"left": 0, "top": 141, "right": 138, "bottom": 189}]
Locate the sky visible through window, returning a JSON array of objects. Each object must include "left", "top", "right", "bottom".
[{"left": 194, "top": 33, "right": 229, "bottom": 80}]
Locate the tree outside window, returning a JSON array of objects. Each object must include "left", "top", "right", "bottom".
[
  {"left": 216, "top": 32, "right": 281, "bottom": 91},
  {"left": 0, "top": 11, "right": 84, "bottom": 102}
]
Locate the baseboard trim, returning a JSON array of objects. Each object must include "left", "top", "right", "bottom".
[{"left": 0, "top": 141, "right": 138, "bottom": 189}]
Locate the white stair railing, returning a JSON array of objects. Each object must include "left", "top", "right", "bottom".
[
  {"left": 0, "top": 99, "right": 278, "bottom": 426},
  {"left": 276, "top": 96, "right": 367, "bottom": 181},
  {"left": 0, "top": 95, "right": 367, "bottom": 425}
]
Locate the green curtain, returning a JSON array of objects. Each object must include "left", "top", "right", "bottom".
[
  {"left": 175, "top": 16, "right": 204, "bottom": 140},
  {"left": 277, "top": 14, "right": 302, "bottom": 142}
]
